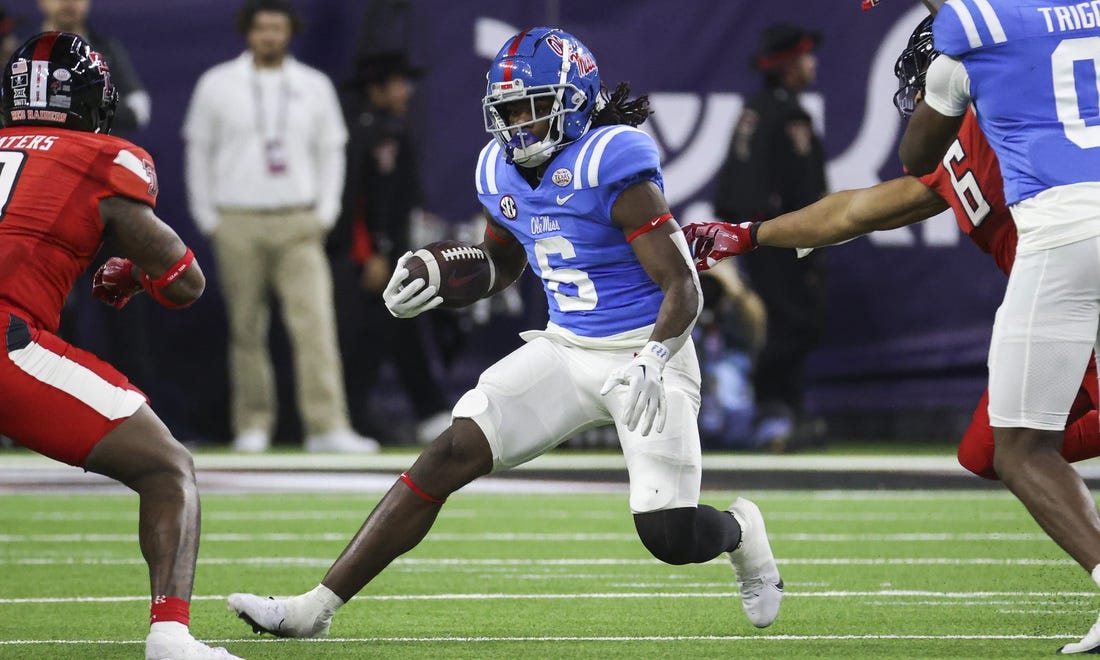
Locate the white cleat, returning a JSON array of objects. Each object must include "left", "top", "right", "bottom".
[
  {"left": 231, "top": 429, "right": 270, "bottom": 454},
  {"left": 1060, "top": 615, "right": 1100, "bottom": 654},
  {"left": 727, "top": 497, "right": 783, "bottom": 628},
  {"left": 145, "top": 629, "right": 243, "bottom": 660},
  {"left": 304, "top": 429, "right": 381, "bottom": 454},
  {"left": 227, "top": 592, "right": 332, "bottom": 638}
]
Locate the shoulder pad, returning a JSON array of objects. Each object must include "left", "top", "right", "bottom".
[{"left": 569, "top": 126, "right": 660, "bottom": 190}]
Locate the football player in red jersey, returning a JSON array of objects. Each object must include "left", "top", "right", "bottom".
[
  {"left": 685, "top": 16, "right": 1100, "bottom": 481},
  {"left": 0, "top": 33, "right": 240, "bottom": 660}
]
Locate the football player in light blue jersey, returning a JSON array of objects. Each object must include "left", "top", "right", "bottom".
[
  {"left": 227, "top": 27, "right": 783, "bottom": 637},
  {"left": 899, "top": 0, "right": 1100, "bottom": 653}
]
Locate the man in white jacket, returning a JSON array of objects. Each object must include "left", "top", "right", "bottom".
[{"left": 183, "top": 0, "right": 377, "bottom": 454}]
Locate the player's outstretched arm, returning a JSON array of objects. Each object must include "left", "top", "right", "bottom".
[
  {"left": 686, "top": 177, "right": 947, "bottom": 271},
  {"left": 99, "top": 196, "right": 206, "bottom": 307},
  {"left": 900, "top": 102, "right": 965, "bottom": 176},
  {"left": 757, "top": 175, "right": 948, "bottom": 248},
  {"left": 479, "top": 213, "right": 528, "bottom": 296}
]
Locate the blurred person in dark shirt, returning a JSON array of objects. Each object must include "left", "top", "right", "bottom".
[
  {"left": 712, "top": 23, "right": 828, "bottom": 452},
  {"left": 330, "top": 51, "right": 452, "bottom": 445},
  {"left": 0, "top": 8, "right": 19, "bottom": 64},
  {"left": 38, "top": 0, "right": 149, "bottom": 135}
]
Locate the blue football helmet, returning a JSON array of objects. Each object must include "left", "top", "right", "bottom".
[
  {"left": 893, "top": 16, "right": 938, "bottom": 119},
  {"left": 483, "top": 27, "right": 600, "bottom": 167}
]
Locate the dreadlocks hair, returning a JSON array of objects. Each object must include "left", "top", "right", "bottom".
[{"left": 591, "top": 82, "right": 652, "bottom": 128}]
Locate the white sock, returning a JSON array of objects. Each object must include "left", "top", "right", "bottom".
[
  {"left": 1091, "top": 564, "right": 1100, "bottom": 590},
  {"left": 305, "top": 583, "right": 345, "bottom": 614},
  {"left": 149, "top": 621, "right": 189, "bottom": 636}
]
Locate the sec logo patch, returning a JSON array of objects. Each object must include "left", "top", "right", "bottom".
[{"left": 499, "top": 194, "right": 517, "bottom": 220}]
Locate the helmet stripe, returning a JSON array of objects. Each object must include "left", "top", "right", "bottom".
[
  {"left": 501, "top": 28, "right": 530, "bottom": 82},
  {"left": 31, "top": 32, "right": 59, "bottom": 62},
  {"left": 29, "top": 60, "right": 49, "bottom": 107},
  {"left": 29, "top": 32, "right": 60, "bottom": 109}
]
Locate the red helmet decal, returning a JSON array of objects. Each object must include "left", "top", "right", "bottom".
[{"left": 546, "top": 34, "right": 596, "bottom": 77}]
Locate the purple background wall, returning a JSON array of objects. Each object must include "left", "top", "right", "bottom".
[{"left": 6, "top": 0, "right": 1005, "bottom": 441}]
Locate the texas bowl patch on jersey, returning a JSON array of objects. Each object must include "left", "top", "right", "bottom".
[
  {"left": 552, "top": 167, "right": 572, "bottom": 186},
  {"left": 402, "top": 240, "right": 494, "bottom": 308}
]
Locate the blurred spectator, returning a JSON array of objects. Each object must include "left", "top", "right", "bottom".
[
  {"left": 40, "top": 0, "right": 159, "bottom": 401},
  {"left": 330, "top": 50, "right": 452, "bottom": 445},
  {"left": 0, "top": 8, "right": 19, "bottom": 64},
  {"left": 712, "top": 23, "right": 828, "bottom": 452},
  {"left": 182, "top": 0, "right": 377, "bottom": 453},
  {"left": 695, "top": 261, "right": 767, "bottom": 450},
  {"left": 353, "top": 0, "right": 417, "bottom": 60},
  {"left": 38, "top": 0, "right": 150, "bottom": 133}
]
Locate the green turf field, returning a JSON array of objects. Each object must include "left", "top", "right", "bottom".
[{"left": 0, "top": 488, "right": 1096, "bottom": 659}]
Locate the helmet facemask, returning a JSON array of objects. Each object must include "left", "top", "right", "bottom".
[
  {"left": 482, "top": 29, "right": 598, "bottom": 168},
  {"left": 892, "top": 54, "right": 924, "bottom": 119},
  {"left": 483, "top": 79, "right": 587, "bottom": 167},
  {"left": 892, "top": 17, "right": 938, "bottom": 120}
]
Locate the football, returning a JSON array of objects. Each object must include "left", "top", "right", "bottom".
[{"left": 402, "top": 240, "right": 494, "bottom": 308}]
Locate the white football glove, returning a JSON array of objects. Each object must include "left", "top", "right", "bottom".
[
  {"left": 600, "top": 341, "right": 671, "bottom": 436},
  {"left": 382, "top": 251, "right": 443, "bottom": 318}
]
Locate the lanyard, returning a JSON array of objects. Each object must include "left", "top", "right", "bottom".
[{"left": 251, "top": 68, "right": 290, "bottom": 142}]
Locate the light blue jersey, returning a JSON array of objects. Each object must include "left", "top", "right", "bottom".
[
  {"left": 934, "top": 0, "right": 1100, "bottom": 204},
  {"left": 475, "top": 125, "right": 665, "bottom": 338}
]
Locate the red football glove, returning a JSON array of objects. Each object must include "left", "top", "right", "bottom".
[
  {"left": 681, "top": 220, "right": 757, "bottom": 271},
  {"left": 861, "top": 0, "right": 883, "bottom": 9},
  {"left": 92, "top": 257, "right": 143, "bottom": 309}
]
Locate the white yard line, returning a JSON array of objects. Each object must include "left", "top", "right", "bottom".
[
  {"left": 0, "top": 531, "right": 1061, "bottom": 542},
  {"left": 0, "top": 633, "right": 1081, "bottom": 646},
  {"left": 1, "top": 589, "right": 1097, "bottom": 605},
  {"left": 0, "top": 556, "right": 1078, "bottom": 567},
  {"left": 12, "top": 509, "right": 1029, "bottom": 521}
]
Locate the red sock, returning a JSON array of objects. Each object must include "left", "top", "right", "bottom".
[
  {"left": 957, "top": 391, "right": 999, "bottom": 480},
  {"left": 150, "top": 595, "right": 190, "bottom": 626},
  {"left": 1062, "top": 410, "right": 1100, "bottom": 464}
]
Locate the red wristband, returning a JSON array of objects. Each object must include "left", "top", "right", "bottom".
[
  {"left": 148, "top": 248, "right": 194, "bottom": 290},
  {"left": 141, "top": 248, "right": 195, "bottom": 308}
]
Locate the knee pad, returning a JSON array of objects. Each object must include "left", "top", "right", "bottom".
[
  {"left": 633, "top": 508, "right": 699, "bottom": 565},
  {"left": 452, "top": 389, "right": 500, "bottom": 461},
  {"left": 453, "top": 389, "right": 490, "bottom": 423}
]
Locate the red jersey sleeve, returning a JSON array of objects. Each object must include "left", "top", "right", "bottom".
[
  {"left": 100, "top": 143, "right": 159, "bottom": 208},
  {"left": 918, "top": 109, "right": 1016, "bottom": 275}
]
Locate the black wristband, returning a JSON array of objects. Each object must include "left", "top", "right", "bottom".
[{"left": 749, "top": 222, "right": 760, "bottom": 247}]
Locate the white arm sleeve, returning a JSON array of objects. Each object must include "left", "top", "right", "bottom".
[
  {"left": 922, "top": 55, "right": 971, "bottom": 117},
  {"left": 658, "top": 230, "right": 703, "bottom": 358}
]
